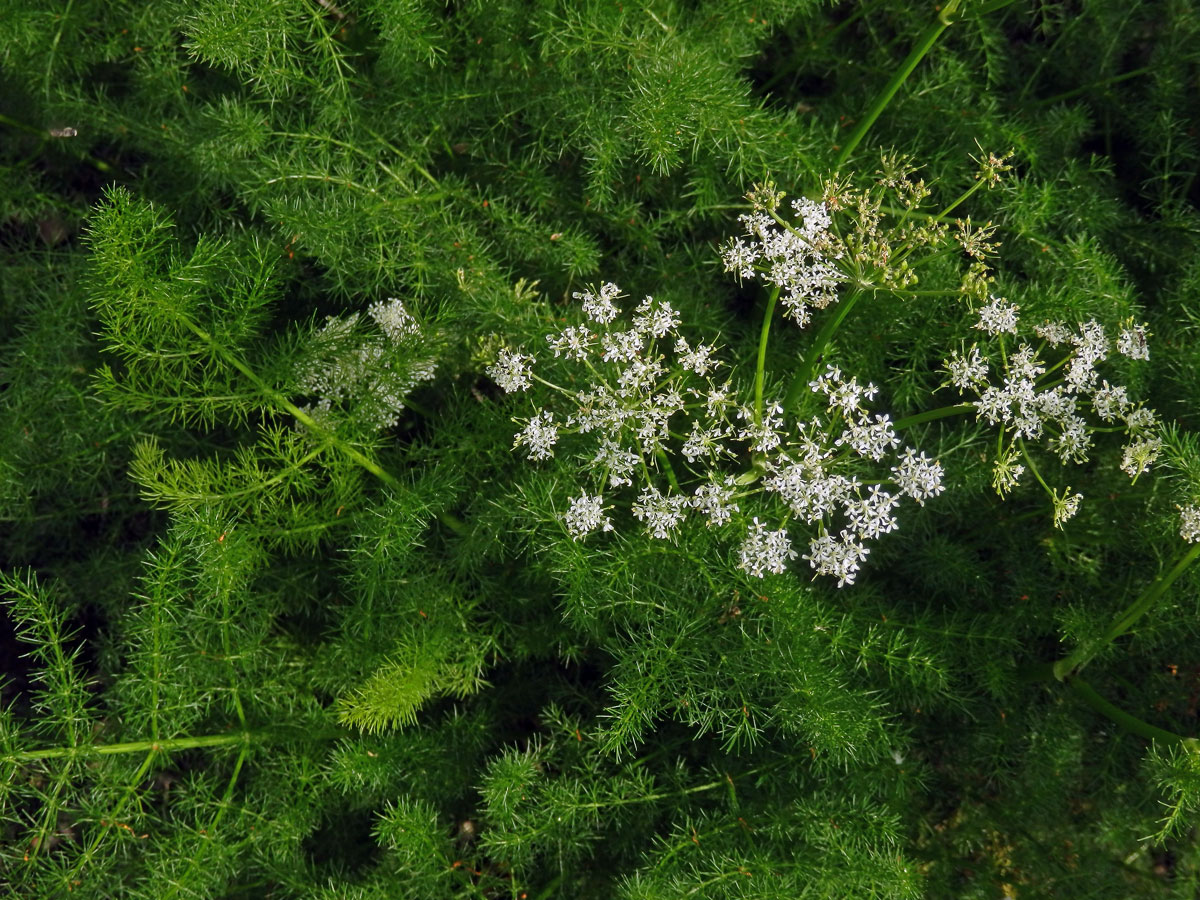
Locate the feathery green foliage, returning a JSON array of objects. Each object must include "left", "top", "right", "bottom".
[{"left": 3, "top": 0, "right": 1200, "bottom": 896}]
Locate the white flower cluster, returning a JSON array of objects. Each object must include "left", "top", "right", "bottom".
[
  {"left": 1178, "top": 504, "right": 1200, "bottom": 543},
  {"left": 720, "top": 197, "right": 844, "bottom": 328},
  {"left": 496, "top": 283, "right": 943, "bottom": 587},
  {"left": 296, "top": 297, "right": 436, "bottom": 432},
  {"left": 945, "top": 304, "right": 1158, "bottom": 517}
]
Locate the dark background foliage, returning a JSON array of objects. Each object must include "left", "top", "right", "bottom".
[{"left": 2, "top": 0, "right": 1200, "bottom": 897}]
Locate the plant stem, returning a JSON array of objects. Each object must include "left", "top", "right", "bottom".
[
  {"left": 5, "top": 731, "right": 256, "bottom": 763},
  {"left": 179, "top": 317, "right": 402, "bottom": 490},
  {"left": 1031, "top": 66, "right": 1153, "bottom": 108},
  {"left": 893, "top": 402, "right": 975, "bottom": 430},
  {"left": 1021, "top": 664, "right": 1200, "bottom": 748},
  {"left": 754, "top": 286, "right": 780, "bottom": 425},
  {"left": 935, "top": 178, "right": 986, "bottom": 220},
  {"left": 1068, "top": 676, "right": 1198, "bottom": 748},
  {"left": 1053, "top": 543, "right": 1200, "bottom": 681},
  {"left": 835, "top": 0, "right": 962, "bottom": 168},
  {"left": 784, "top": 287, "right": 865, "bottom": 411}
]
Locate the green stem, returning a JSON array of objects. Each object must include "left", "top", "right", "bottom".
[
  {"left": 1032, "top": 66, "right": 1153, "bottom": 108},
  {"left": 835, "top": 0, "right": 962, "bottom": 168},
  {"left": 1016, "top": 440, "right": 1052, "bottom": 495},
  {"left": 1069, "top": 676, "right": 1199, "bottom": 748},
  {"left": 179, "top": 317, "right": 402, "bottom": 490},
  {"left": 893, "top": 402, "right": 975, "bottom": 430},
  {"left": 784, "top": 288, "right": 865, "bottom": 411},
  {"left": 5, "top": 731, "right": 256, "bottom": 763},
  {"left": 1053, "top": 543, "right": 1200, "bottom": 681},
  {"left": 935, "top": 178, "right": 985, "bottom": 220},
  {"left": 438, "top": 510, "right": 470, "bottom": 537},
  {"left": 655, "top": 448, "right": 682, "bottom": 493},
  {"left": 1020, "top": 664, "right": 1199, "bottom": 748},
  {"left": 754, "top": 286, "right": 780, "bottom": 425}
]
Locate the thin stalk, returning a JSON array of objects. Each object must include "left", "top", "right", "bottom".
[
  {"left": 1053, "top": 543, "right": 1200, "bottom": 681},
  {"left": 438, "top": 510, "right": 470, "bottom": 537},
  {"left": 893, "top": 402, "right": 975, "bottom": 430},
  {"left": 935, "top": 178, "right": 986, "bottom": 220},
  {"left": 1067, "top": 677, "right": 1192, "bottom": 745},
  {"left": 754, "top": 286, "right": 780, "bottom": 425},
  {"left": 835, "top": 0, "right": 962, "bottom": 168},
  {"left": 1032, "top": 66, "right": 1153, "bottom": 108},
  {"left": 179, "top": 317, "right": 402, "bottom": 490},
  {"left": 1021, "top": 664, "right": 1200, "bottom": 749},
  {"left": 5, "top": 731, "right": 256, "bottom": 763},
  {"left": 784, "top": 288, "right": 865, "bottom": 411}
]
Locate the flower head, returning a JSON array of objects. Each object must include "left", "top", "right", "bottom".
[
  {"left": 488, "top": 348, "right": 533, "bottom": 393},
  {"left": 564, "top": 493, "right": 613, "bottom": 541}
]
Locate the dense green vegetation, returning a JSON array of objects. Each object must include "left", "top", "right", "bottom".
[{"left": 3, "top": 0, "right": 1200, "bottom": 896}]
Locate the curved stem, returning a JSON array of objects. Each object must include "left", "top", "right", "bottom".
[
  {"left": 835, "top": 1, "right": 961, "bottom": 168},
  {"left": 5, "top": 731, "right": 256, "bottom": 763},
  {"left": 1053, "top": 543, "right": 1200, "bottom": 681},
  {"left": 179, "top": 317, "right": 402, "bottom": 490},
  {"left": 893, "top": 402, "right": 975, "bottom": 430},
  {"left": 784, "top": 288, "right": 866, "bottom": 411},
  {"left": 754, "top": 286, "right": 780, "bottom": 425},
  {"left": 1067, "top": 676, "right": 1198, "bottom": 748},
  {"left": 1020, "top": 664, "right": 1200, "bottom": 749}
]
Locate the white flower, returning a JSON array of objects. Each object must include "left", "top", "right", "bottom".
[
  {"left": 591, "top": 440, "right": 640, "bottom": 488},
  {"left": 1072, "top": 320, "right": 1108, "bottom": 365},
  {"left": 675, "top": 337, "right": 720, "bottom": 376},
  {"left": 946, "top": 346, "right": 989, "bottom": 392},
  {"left": 367, "top": 297, "right": 420, "bottom": 342},
  {"left": 547, "top": 325, "right": 594, "bottom": 361},
  {"left": 1092, "top": 381, "right": 1131, "bottom": 421},
  {"left": 721, "top": 238, "right": 759, "bottom": 279},
  {"left": 600, "top": 329, "right": 644, "bottom": 363},
  {"left": 692, "top": 477, "right": 739, "bottom": 527},
  {"left": 737, "top": 518, "right": 798, "bottom": 577},
  {"left": 632, "top": 296, "right": 681, "bottom": 338},
  {"left": 1178, "top": 504, "right": 1200, "bottom": 543},
  {"left": 803, "top": 528, "right": 869, "bottom": 587},
  {"left": 1124, "top": 405, "right": 1160, "bottom": 434},
  {"left": 891, "top": 448, "right": 945, "bottom": 505},
  {"left": 792, "top": 197, "right": 832, "bottom": 240},
  {"left": 564, "top": 493, "right": 613, "bottom": 541},
  {"left": 1117, "top": 323, "right": 1150, "bottom": 360},
  {"left": 514, "top": 410, "right": 558, "bottom": 460},
  {"left": 1049, "top": 416, "right": 1092, "bottom": 464},
  {"left": 682, "top": 421, "right": 729, "bottom": 463},
  {"left": 810, "top": 366, "right": 878, "bottom": 414},
  {"left": 725, "top": 199, "right": 842, "bottom": 329},
  {"left": 991, "top": 447, "right": 1025, "bottom": 498},
  {"left": 974, "top": 296, "right": 1020, "bottom": 336},
  {"left": 488, "top": 348, "right": 533, "bottom": 393},
  {"left": 844, "top": 485, "right": 900, "bottom": 540},
  {"left": 1053, "top": 488, "right": 1083, "bottom": 529},
  {"left": 1034, "top": 320, "right": 1073, "bottom": 345},
  {"left": 837, "top": 412, "right": 899, "bottom": 460},
  {"left": 575, "top": 283, "right": 621, "bottom": 324},
  {"left": 632, "top": 485, "right": 689, "bottom": 539},
  {"left": 1120, "top": 436, "right": 1162, "bottom": 479}
]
